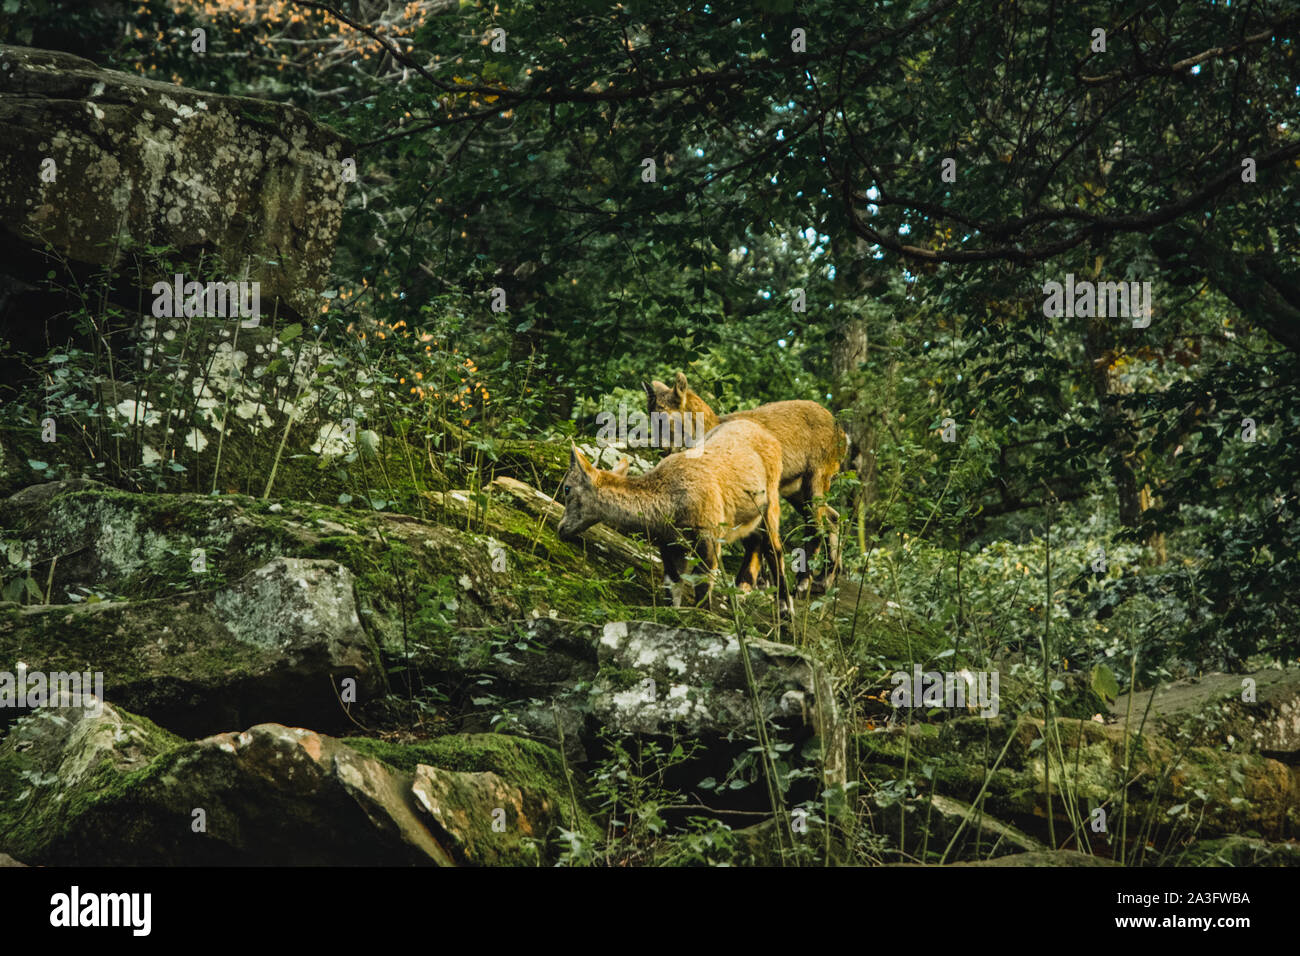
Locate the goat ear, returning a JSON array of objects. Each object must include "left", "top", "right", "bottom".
[
  {"left": 674, "top": 371, "right": 689, "bottom": 395},
  {"left": 570, "top": 443, "right": 596, "bottom": 478},
  {"left": 611, "top": 457, "right": 631, "bottom": 477}
]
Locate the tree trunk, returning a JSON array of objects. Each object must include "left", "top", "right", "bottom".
[{"left": 830, "top": 237, "right": 885, "bottom": 547}]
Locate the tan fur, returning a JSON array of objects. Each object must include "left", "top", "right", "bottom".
[
  {"left": 557, "top": 420, "right": 792, "bottom": 614},
  {"left": 643, "top": 371, "right": 845, "bottom": 593}
]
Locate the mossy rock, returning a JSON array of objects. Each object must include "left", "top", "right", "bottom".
[
  {"left": 0, "top": 480, "right": 653, "bottom": 662},
  {"left": 345, "top": 731, "right": 598, "bottom": 860},
  {"left": 482, "top": 438, "right": 572, "bottom": 493},
  {"left": 862, "top": 715, "right": 1300, "bottom": 845},
  {"left": 0, "top": 557, "right": 386, "bottom": 738},
  {"left": 0, "top": 699, "right": 583, "bottom": 866},
  {"left": 0, "top": 700, "right": 194, "bottom": 866}
]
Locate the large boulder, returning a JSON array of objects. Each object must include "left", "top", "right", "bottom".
[
  {"left": 592, "top": 621, "right": 841, "bottom": 771},
  {"left": 0, "top": 556, "right": 386, "bottom": 737},
  {"left": 0, "top": 44, "right": 348, "bottom": 319},
  {"left": 459, "top": 617, "right": 846, "bottom": 803},
  {"left": 0, "top": 698, "right": 585, "bottom": 866}
]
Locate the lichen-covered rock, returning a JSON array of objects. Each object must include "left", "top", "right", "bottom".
[
  {"left": 0, "top": 699, "right": 442, "bottom": 865},
  {"left": 593, "top": 622, "right": 839, "bottom": 747},
  {"left": 1110, "top": 667, "right": 1300, "bottom": 756},
  {"left": 344, "top": 731, "right": 595, "bottom": 864},
  {"left": 0, "top": 44, "right": 348, "bottom": 318},
  {"left": 432, "top": 616, "right": 846, "bottom": 792},
  {"left": 0, "top": 556, "right": 386, "bottom": 737},
  {"left": 592, "top": 620, "right": 846, "bottom": 793},
  {"left": 0, "top": 698, "right": 582, "bottom": 865}
]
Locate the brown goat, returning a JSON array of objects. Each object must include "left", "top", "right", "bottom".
[
  {"left": 557, "top": 419, "right": 792, "bottom": 615},
  {"left": 644, "top": 372, "right": 844, "bottom": 593}
]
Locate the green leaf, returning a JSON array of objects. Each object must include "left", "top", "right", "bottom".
[
  {"left": 278, "top": 323, "right": 303, "bottom": 344},
  {"left": 1091, "top": 664, "right": 1120, "bottom": 703}
]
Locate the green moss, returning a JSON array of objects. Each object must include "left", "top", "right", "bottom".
[
  {"left": 346, "top": 732, "right": 556, "bottom": 788},
  {"left": 867, "top": 713, "right": 1300, "bottom": 843},
  {"left": 485, "top": 439, "right": 571, "bottom": 493},
  {"left": 850, "top": 613, "right": 958, "bottom": 672},
  {"left": 0, "top": 707, "right": 186, "bottom": 862},
  {"left": 343, "top": 731, "right": 597, "bottom": 840}
]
